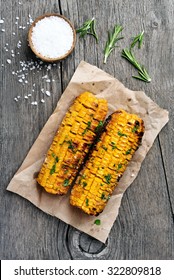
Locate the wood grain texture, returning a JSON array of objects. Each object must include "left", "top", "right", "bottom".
[{"left": 0, "top": 0, "right": 174, "bottom": 259}]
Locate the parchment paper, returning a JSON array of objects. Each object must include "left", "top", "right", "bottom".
[{"left": 7, "top": 61, "right": 169, "bottom": 243}]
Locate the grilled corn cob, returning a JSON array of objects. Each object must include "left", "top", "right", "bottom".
[
  {"left": 37, "top": 92, "right": 108, "bottom": 195},
  {"left": 70, "top": 109, "right": 144, "bottom": 215}
]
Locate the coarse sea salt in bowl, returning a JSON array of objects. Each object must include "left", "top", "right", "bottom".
[{"left": 28, "top": 13, "right": 76, "bottom": 62}]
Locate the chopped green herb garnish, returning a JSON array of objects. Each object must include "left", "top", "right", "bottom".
[
  {"left": 95, "top": 120, "right": 103, "bottom": 133},
  {"left": 86, "top": 198, "right": 89, "bottom": 206},
  {"left": 132, "top": 125, "right": 139, "bottom": 133},
  {"left": 101, "top": 193, "right": 106, "bottom": 200},
  {"left": 78, "top": 178, "right": 82, "bottom": 184},
  {"left": 63, "top": 179, "right": 70, "bottom": 187},
  {"left": 94, "top": 219, "right": 101, "bottom": 225},
  {"left": 82, "top": 181, "right": 87, "bottom": 188},
  {"left": 111, "top": 141, "right": 117, "bottom": 150},
  {"left": 50, "top": 164, "right": 56, "bottom": 175},
  {"left": 104, "top": 174, "right": 112, "bottom": 184},
  {"left": 125, "top": 148, "right": 132, "bottom": 155},
  {"left": 55, "top": 156, "right": 59, "bottom": 162},
  {"left": 50, "top": 155, "right": 59, "bottom": 174},
  {"left": 96, "top": 137, "right": 102, "bottom": 143},
  {"left": 118, "top": 131, "right": 127, "bottom": 137},
  {"left": 100, "top": 183, "right": 104, "bottom": 186},
  {"left": 101, "top": 194, "right": 111, "bottom": 201},
  {"left": 65, "top": 139, "right": 76, "bottom": 153},
  {"left": 117, "top": 163, "right": 122, "bottom": 170},
  {"left": 87, "top": 121, "right": 91, "bottom": 128},
  {"left": 102, "top": 145, "right": 107, "bottom": 151},
  {"left": 82, "top": 121, "right": 91, "bottom": 135}
]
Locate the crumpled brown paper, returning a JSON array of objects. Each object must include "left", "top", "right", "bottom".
[{"left": 7, "top": 61, "right": 169, "bottom": 243}]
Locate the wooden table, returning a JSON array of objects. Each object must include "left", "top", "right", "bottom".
[{"left": 1, "top": 0, "right": 174, "bottom": 260}]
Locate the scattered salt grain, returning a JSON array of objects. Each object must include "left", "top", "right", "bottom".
[
  {"left": 0, "top": 19, "right": 4, "bottom": 23},
  {"left": 42, "top": 75, "right": 48, "bottom": 79},
  {"left": 18, "top": 79, "right": 23, "bottom": 83},
  {"left": 31, "top": 101, "right": 38, "bottom": 106},
  {"left": 24, "top": 96, "right": 28, "bottom": 99},
  {"left": 17, "top": 41, "right": 22, "bottom": 48},
  {"left": 28, "top": 94, "right": 32, "bottom": 97},
  {"left": 131, "top": 173, "right": 135, "bottom": 177},
  {"left": 19, "top": 26, "right": 26, "bottom": 29},
  {"left": 1, "top": 29, "right": 5, "bottom": 32},
  {"left": 46, "top": 79, "right": 51, "bottom": 83},
  {"left": 31, "top": 16, "right": 74, "bottom": 59},
  {"left": 45, "top": 90, "right": 51, "bottom": 96},
  {"left": 12, "top": 32, "right": 16, "bottom": 35},
  {"left": 28, "top": 14, "right": 33, "bottom": 24},
  {"left": 7, "top": 59, "right": 12, "bottom": 64},
  {"left": 41, "top": 99, "right": 45, "bottom": 103}
]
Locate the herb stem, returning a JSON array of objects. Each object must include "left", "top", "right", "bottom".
[
  {"left": 104, "top": 24, "right": 124, "bottom": 64},
  {"left": 121, "top": 48, "right": 151, "bottom": 82}
]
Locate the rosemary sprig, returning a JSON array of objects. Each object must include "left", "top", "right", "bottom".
[
  {"left": 104, "top": 24, "right": 124, "bottom": 64},
  {"left": 121, "top": 48, "right": 151, "bottom": 82},
  {"left": 130, "top": 30, "right": 144, "bottom": 49},
  {"left": 76, "top": 18, "right": 98, "bottom": 42}
]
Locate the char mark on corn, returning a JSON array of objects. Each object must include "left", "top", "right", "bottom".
[
  {"left": 37, "top": 92, "right": 108, "bottom": 195},
  {"left": 70, "top": 109, "right": 144, "bottom": 215}
]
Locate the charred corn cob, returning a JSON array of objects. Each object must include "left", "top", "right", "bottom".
[
  {"left": 37, "top": 92, "right": 108, "bottom": 195},
  {"left": 70, "top": 109, "right": 144, "bottom": 215}
]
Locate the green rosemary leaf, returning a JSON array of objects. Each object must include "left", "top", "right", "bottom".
[
  {"left": 131, "top": 30, "right": 144, "bottom": 49},
  {"left": 76, "top": 18, "right": 98, "bottom": 42},
  {"left": 121, "top": 48, "right": 151, "bottom": 83},
  {"left": 104, "top": 24, "right": 124, "bottom": 63}
]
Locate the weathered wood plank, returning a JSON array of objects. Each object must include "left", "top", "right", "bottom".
[
  {"left": 60, "top": 0, "right": 174, "bottom": 259},
  {"left": 0, "top": 0, "right": 174, "bottom": 260},
  {"left": 0, "top": 0, "right": 66, "bottom": 259}
]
